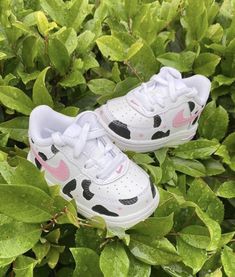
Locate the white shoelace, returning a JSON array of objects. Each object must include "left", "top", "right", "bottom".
[
  {"left": 132, "top": 69, "right": 198, "bottom": 112},
  {"left": 51, "top": 123, "right": 124, "bottom": 180}
]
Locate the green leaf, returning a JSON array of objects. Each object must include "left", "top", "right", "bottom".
[
  {"left": 219, "top": 232, "right": 235, "bottom": 248},
  {"left": 0, "top": 159, "right": 49, "bottom": 194},
  {"left": 213, "top": 75, "right": 235, "bottom": 87},
  {"left": 199, "top": 252, "right": 221, "bottom": 277},
  {"left": 128, "top": 42, "right": 158, "bottom": 80},
  {"left": 40, "top": 0, "right": 66, "bottom": 26},
  {"left": 214, "top": 145, "right": 231, "bottom": 165},
  {"left": 173, "top": 139, "right": 219, "bottom": 159},
  {"left": 154, "top": 188, "right": 180, "bottom": 217},
  {"left": 0, "top": 52, "right": 7, "bottom": 61},
  {"left": 77, "top": 30, "right": 95, "bottom": 54},
  {"left": 223, "top": 132, "right": 235, "bottom": 154},
  {"left": 196, "top": 209, "right": 221, "bottom": 251},
  {"left": 59, "top": 69, "right": 85, "bottom": 88},
  {"left": 161, "top": 156, "right": 175, "bottom": 182},
  {"left": 36, "top": 11, "right": 49, "bottom": 36},
  {"left": 157, "top": 51, "right": 196, "bottom": 72},
  {"left": 154, "top": 148, "right": 168, "bottom": 165},
  {"left": 199, "top": 102, "right": 229, "bottom": 141},
  {"left": 65, "top": 0, "right": 92, "bottom": 31},
  {"left": 32, "top": 241, "right": 50, "bottom": 262},
  {"left": 48, "top": 38, "right": 70, "bottom": 75},
  {"left": 0, "top": 257, "right": 14, "bottom": 268},
  {"left": 0, "top": 215, "right": 41, "bottom": 258},
  {"left": 22, "top": 36, "right": 39, "bottom": 69},
  {"left": 187, "top": 178, "right": 224, "bottom": 223},
  {"left": 181, "top": 203, "right": 221, "bottom": 251},
  {"left": 206, "top": 23, "right": 223, "bottom": 43},
  {"left": 0, "top": 133, "right": 9, "bottom": 147},
  {"left": 59, "top": 106, "right": 79, "bottom": 117},
  {"left": 162, "top": 263, "right": 194, "bottom": 277},
  {"left": 128, "top": 254, "right": 151, "bottom": 277},
  {"left": 17, "top": 70, "right": 40, "bottom": 85},
  {"left": 45, "top": 229, "right": 60, "bottom": 244},
  {"left": 182, "top": 0, "right": 208, "bottom": 44},
  {"left": 70, "top": 247, "right": 102, "bottom": 277},
  {"left": 221, "top": 246, "right": 235, "bottom": 277},
  {"left": 125, "top": 0, "right": 139, "bottom": 18},
  {"left": 132, "top": 153, "right": 155, "bottom": 165},
  {"left": 177, "top": 237, "right": 207, "bottom": 274},
  {"left": 106, "top": 227, "right": 130, "bottom": 245},
  {"left": 13, "top": 255, "right": 37, "bottom": 277},
  {"left": 75, "top": 227, "right": 103, "bottom": 252},
  {"left": 126, "top": 40, "right": 144, "bottom": 60},
  {"left": 88, "top": 79, "right": 116, "bottom": 95},
  {"left": 46, "top": 246, "right": 61, "bottom": 269},
  {"left": 83, "top": 54, "right": 99, "bottom": 71},
  {"left": 203, "top": 158, "right": 225, "bottom": 176},
  {"left": 0, "top": 86, "right": 34, "bottom": 115},
  {"left": 129, "top": 235, "right": 181, "bottom": 265},
  {"left": 0, "top": 117, "right": 28, "bottom": 143},
  {"left": 113, "top": 77, "right": 139, "bottom": 98},
  {"left": 57, "top": 27, "right": 78, "bottom": 55},
  {"left": 130, "top": 213, "right": 174, "bottom": 238},
  {"left": 0, "top": 184, "right": 54, "bottom": 223},
  {"left": 172, "top": 157, "right": 206, "bottom": 177},
  {"left": 179, "top": 225, "right": 210, "bottom": 249},
  {"left": 71, "top": 248, "right": 102, "bottom": 277},
  {"left": 194, "top": 53, "right": 221, "bottom": 76},
  {"left": 96, "top": 35, "right": 127, "bottom": 61},
  {"left": 32, "top": 67, "right": 53, "bottom": 107},
  {"left": 217, "top": 181, "right": 235, "bottom": 198},
  {"left": 143, "top": 165, "right": 162, "bottom": 185},
  {"left": 100, "top": 241, "right": 129, "bottom": 277}
]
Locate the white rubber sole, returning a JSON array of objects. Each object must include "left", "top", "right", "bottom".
[
  {"left": 97, "top": 113, "right": 197, "bottom": 153},
  {"left": 27, "top": 152, "right": 160, "bottom": 229}
]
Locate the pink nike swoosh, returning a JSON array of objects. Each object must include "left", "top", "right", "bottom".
[
  {"left": 32, "top": 148, "right": 70, "bottom": 181},
  {"left": 116, "top": 164, "right": 123, "bottom": 174},
  {"left": 173, "top": 109, "right": 199, "bottom": 128}
]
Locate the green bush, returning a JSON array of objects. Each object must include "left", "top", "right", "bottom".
[{"left": 0, "top": 0, "right": 235, "bottom": 276}]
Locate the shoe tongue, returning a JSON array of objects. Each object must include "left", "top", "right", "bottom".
[
  {"left": 63, "top": 113, "right": 113, "bottom": 165},
  {"left": 76, "top": 112, "right": 99, "bottom": 130},
  {"left": 63, "top": 113, "right": 98, "bottom": 137},
  {"left": 148, "top": 71, "right": 189, "bottom": 99}
]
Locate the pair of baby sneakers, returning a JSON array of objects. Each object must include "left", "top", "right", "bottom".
[{"left": 28, "top": 67, "right": 211, "bottom": 228}]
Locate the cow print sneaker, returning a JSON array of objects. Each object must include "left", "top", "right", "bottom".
[
  {"left": 27, "top": 105, "right": 159, "bottom": 228},
  {"left": 96, "top": 67, "right": 211, "bottom": 152}
]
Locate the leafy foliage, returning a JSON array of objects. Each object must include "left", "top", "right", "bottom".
[{"left": 0, "top": 0, "right": 234, "bottom": 276}]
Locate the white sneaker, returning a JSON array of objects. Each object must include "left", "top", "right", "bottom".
[
  {"left": 96, "top": 67, "right": 211, "bottom": 152},
  {"left": 27, "top": 106, "right": 159, "bottom": 228}
]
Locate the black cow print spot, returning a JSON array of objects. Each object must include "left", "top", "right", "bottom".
[
  {"left": 63, "top": 179, "right": 77, "bottom": 198},
  {"left": 35, "top": 158, "right": 41, "bottom": 170},
  {"left": 51, "top": 144, "right": 59, "bottom": 154},
  {"left": 188, "top": 101, "right": 195, "bottom": 112},
  {"left": 108, "top": 120, "right": 131, "bottom": 139},
  {"left": 192, "top": 115, "right": 199, "bottom": 125},
  {"left": 150, "top": 181, "right": 156, "bottom": 199},
  {"left": 81, "top": 179, "right": 94, "bottom": 200},
  {"left": 153, "top": 115, "right": 162, "bottom": 128},
  {"left": 38, "top": 152, "right": 47, "bottom": 161},
  {"left": 151, "top": 130, "right": 170, "bottom": 140},
  {"left": 119, "top": 196, "right": 138, "bottom": 205},
  {"left": 92, "top": 205, "right": 119, "bottom": 217}
]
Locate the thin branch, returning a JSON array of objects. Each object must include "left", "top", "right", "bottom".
[{"left": 124, "top": 61, "right": 143, "bottom": 82}]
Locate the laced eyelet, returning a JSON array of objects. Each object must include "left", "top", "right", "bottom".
[
  {"left": 84, "top": 164, "right": 87, "bottom": 169},
  {"left": 96, "top": 175, "right": 100, "bottom": 180}
]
